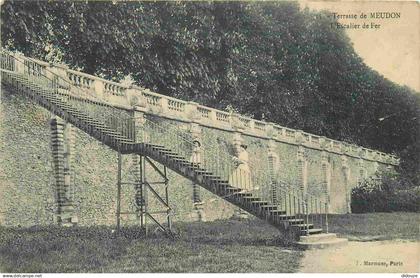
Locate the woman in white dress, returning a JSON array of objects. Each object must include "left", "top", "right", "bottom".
[
  {"left": 191, "top": 140, "right": 202, "bottom": 203},
  {"left": 229, "top": 144, "right": 253, "bottom": 192}
]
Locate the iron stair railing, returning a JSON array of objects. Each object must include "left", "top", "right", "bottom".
[
  {"left": 0, "top": 49, "right": 328, "bottom": 236},
  {"left": 135, "top": 117, "right": 329, "bottom": 234}
]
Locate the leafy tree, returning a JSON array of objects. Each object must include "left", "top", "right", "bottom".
[{"left": 1, "top": 0, "right": 419, "bottom": 185}]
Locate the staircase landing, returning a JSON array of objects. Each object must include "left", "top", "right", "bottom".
[
  {"left": 0, "top": 52, "right": 348, "bottom": 249},
  {"left": 296, "top": 233, "right": 348, "bottom": 249}
]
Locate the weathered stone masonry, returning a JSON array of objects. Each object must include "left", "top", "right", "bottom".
[
  {"left": 50, "top": 116, "right": 77, "bottom": 226},
  {"left": 0, "top": 55, "right": 399, "bottom": 227}
]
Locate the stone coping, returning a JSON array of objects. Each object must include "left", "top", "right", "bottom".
[{"left": 8, "top": 51, "right": 399, "bottom": 165}]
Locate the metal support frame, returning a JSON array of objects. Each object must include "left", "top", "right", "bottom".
[
  {"left": 115, "top": 153, "right": 173, "bottom": 237},
  {"left": 116, "top": 152, "right": 122, "bottom": 233}
]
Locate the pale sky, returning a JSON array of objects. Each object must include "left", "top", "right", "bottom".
[{"left": 300, "top": 0, "right": 419, "bottom": 93}]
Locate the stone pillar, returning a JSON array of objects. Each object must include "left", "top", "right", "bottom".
[
  {"left": 132, "top": 104, "right": 148, "bottom": 226},
  {"left": 14, "top": 53, "right": 25, "bottom": 75},
  {"left": 297, "top": 145, "right": 308, "bottom": 194},
  {"left": 48, "top": 64, "right": 70, "bottom": 91},
  {"left": 230, "top": 130, "right": 249, "bottom": 219},
  {"left": 232, "top": 131, "right": 244, "bottom": 159},
  {"left": 93, "top": 79, "right": 105, "bottom": 100},
  {"left": 341, "top": 155, "right": 351, "bottom": 213},
  {"left": 132, "top": 97, "right": 148, "bottom": 143},
  {"left": 357, "top": 158, "right": 367, "bottom": 185},
  {"left": 0, "top": 100, "right": 3, "bottom": 224},
  {"left": 373, "top": 161, "right": 380, "bottom": 177},
  {"left": 321, "top": 150, "right": 331, "bottom": 210},
  {"left": 50, "top": 116, "right": 77, "bottom": 226},
  {"left": 267, "top": 139, "right": 279, "bottom": 204},
  {"left": 190, "top": 121, "right": 205, "bottom": 222},
  {"left": 131, "top": 152, "right": 145, "bottom": 226}
]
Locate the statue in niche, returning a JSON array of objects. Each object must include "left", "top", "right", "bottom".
[
  {"left": 191, "top": 139, "right": 201, "bottom": 164},
  {"left": 229, "top": 144, "right": 254, "bottom": 192},
  {"left": 190, "top": 139, "right": 205, "bottom": 221}
]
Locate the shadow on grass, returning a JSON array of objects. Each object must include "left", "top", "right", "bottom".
[
  {"left": 327, "top": 212, "right": 420, "bottom": 241},
  {"left": 174, "top": 218, "right": 295, "bottom": 247},
  {"left": 0, "top": 218, "right": 302, "bottom": 273}
]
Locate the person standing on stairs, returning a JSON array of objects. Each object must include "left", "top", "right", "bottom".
[
  {"left": 191, "top": 139, "right": 205, "bottom": 221},
  {"left": 230, "top": 144, "right": 255, "bottom": 193},
  {"left": 229, "top": 144, "right": 254, "bottom": 219}
]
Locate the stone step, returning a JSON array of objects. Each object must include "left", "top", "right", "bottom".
[
  {"left": 194, "top": 169, "right": 212, "bottom": 174},
  {"left": 2, "top": 76, "right": 342, "bottom": 246},
  {"left": 273, "top": 214, "right": 296, "bottom": 220},
  {"left": 295, "top": 234, "right": 348, "bottom": 250},
  {"left": 260, "top": 205, "right": 278, "bottom": 210},
  {"left": 233, "top": 192, "right": 253, "bottom": 197},
  {"left": 158, "top": 150, "right": 178, "bottom": 156},
  {"left": 166, "top": 154, "right": 186, "bottom": 159},
  {"left": 225, "top": 187, "right": 242, "bottom": 193},
  {"left": 250, "top": 201, "right": 269, "bottom": 206},
  {"left": 269, "top": 210, "right": 287, "bottom": 215},
  {"left": 211, "top": 180, "right": 230, "bottom": 186},
  {"left": 304, "top": 228, "right": 323, "bottom": 235},
  {"left": 288, "top": 218, "right": 304, "bottom": 224},
  {"left": 144, "top": 143, "right": 166, "bottom": 148},
  {"left": 299, "top": 232, "right": 339, "bottom": 243},
  {"left": 97, "top": 130, "right": 122, "bottom": 135},
  {"left": 180, "top": 164, "right": 202, "bottom": 171},
  {"left": 171, "top": 158, "right": 187, "bottom": 163},
  {"left": 292, "top": 223, "right": 314, "bottom": 230},
  {"left": 243, "top": 196, "right": 260, "bottom": 202},
  {"left": 183, "top": 164, "right": 201, "bottom": 170}
]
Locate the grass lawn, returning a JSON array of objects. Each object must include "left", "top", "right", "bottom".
[
  {"left": 328, "top": 212, "right": 420, "bottom": 241},
  {"left": 0, "top": 218, "right": 302, "bottom": 273},
  {"left": 1, "top": 212, "right": 418, "bottom": 273}
]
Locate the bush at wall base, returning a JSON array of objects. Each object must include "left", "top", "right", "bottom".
[{"left": 351, "top": 174, "right": 420, "bottom": 213}]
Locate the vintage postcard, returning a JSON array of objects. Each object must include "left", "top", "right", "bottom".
[{"left": 0, "top": 0, "right": 418, "bottom": 276}]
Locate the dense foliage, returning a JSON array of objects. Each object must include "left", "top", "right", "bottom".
[
  {"left": 1, "top": 1, "right": 419, "bottom": 184},
  {"left": 351, "top": 173, "right": 420, "bottom": 213}
]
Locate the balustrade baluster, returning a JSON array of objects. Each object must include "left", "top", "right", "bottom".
[
  {"left": 305, "top": 200, "right": 309, "bottom": 235},
  {"left": 0, "top": 48, "right": 339, "bottom": 236},
  {"left": 319, "top": 200, "right": 323, "bottom": 231},
  {"left": 310, "top": 196, "right": 314, "bottom": 226},
  {"left": 297, "top": 196, "right": 301, "bottom": 220},
  {"left": 325, "top": 202, "right": 329, "bottom": 233}
]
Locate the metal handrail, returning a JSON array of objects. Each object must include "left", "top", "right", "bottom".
[
  {"left": 1, "top": 49, "right": 329, "bottom": 232},
  {"left": 1, "top": 50, "right": 136, "bottom": 140},
  {"left": 140, "top": 117, "right": 329, "bottom": 231},
  {"left": 145, "top": 117, "right": 328, "bottom": 204}
]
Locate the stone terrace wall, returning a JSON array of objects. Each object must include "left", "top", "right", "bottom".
[
  {"left": 0, "top": 89, "right": 235, "bottom": 226},
  {"left": 0, "top": 53, "right": 399, "bottom": 226}
]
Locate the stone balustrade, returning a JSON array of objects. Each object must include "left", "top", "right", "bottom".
[
  {"left": 66, "top": 69, "right": 95, "bottom": 90},
  {"left": 12, "top": 52, "right": 399, "bottom": 166}
]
